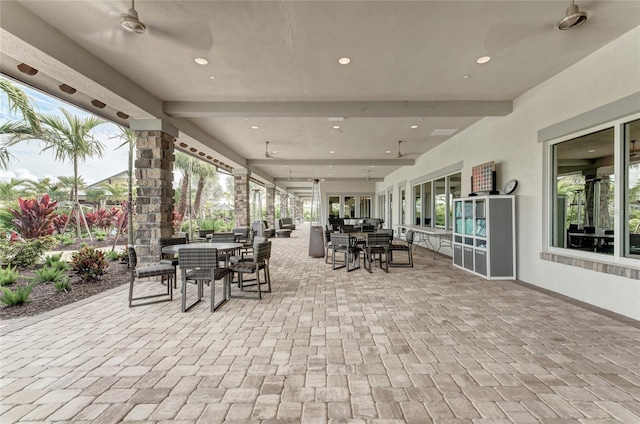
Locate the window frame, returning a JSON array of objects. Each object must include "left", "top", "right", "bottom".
[{"left": 545, "top": 111, "right": 640, "bottom": 265}]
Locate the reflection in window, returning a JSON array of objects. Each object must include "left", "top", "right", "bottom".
[
  {"left": 625, "top": 118, "right": 640, "bottom": 257},
  {"left": 344, "top": 196, "right": 355, "bottom": 218},
  {"left": 553, "top": 127, "right": 614, "bottom": 255},
  {"left": 400, "top": 188, "right": 406, "bottom": 225},
  {"left": 448, "top": 173, "right": 461, "bottom": 230},
  {"left": 414, "top": 185, "right": 421, "bottom": 225},
  {"left": 360, "top": 196, "right": 371, "bottom": 217},
  {"left": 435, "top": 178, "right": 446, "bottom": 227},
  {"left": 328, "top": 196, "right": 340, "bottom": 219},
  {"left": 422, "top": 182, "right": 432, "bottom": 226}
]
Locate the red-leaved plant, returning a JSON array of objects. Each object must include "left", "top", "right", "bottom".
[{"left": 9, "top": 194, "right": 58, "bottom": 239}]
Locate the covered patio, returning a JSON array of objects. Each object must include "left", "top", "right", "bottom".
[{"left": 2, "top": 225, "right": 639, "bottom": 423}]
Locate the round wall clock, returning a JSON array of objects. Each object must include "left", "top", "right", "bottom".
[{"left": 503, "top": 179, "right": 518, "bottom": 194}]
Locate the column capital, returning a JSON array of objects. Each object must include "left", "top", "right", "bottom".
[
  {"left": 130, "top": 119, "right": 179, "bottom": 138},
  {"left": 232, "top": 168, "right": 250, "bottom": 176}
]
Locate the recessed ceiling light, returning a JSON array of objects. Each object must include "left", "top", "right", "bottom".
[
  {"left": 330, "top": 151, "right": 335, "bottom": 154},
  {"left": 251, "top": 125, "right": 259, "bottom": 130},
  {"left": 328, "top": 173, "right": 332, "bottom": 176},
  {"left": 329, "top": 165, "right": 334, "bottom": 168},
  {"left": 588, "top": 149, "right": 596, "bottom": 152},
  {"left": 410, "top": 125, "right": 419, "bottom": 129},
  {"left": 371, "top": 165, "right": 376, "bottom": 168},
  {"left": 430, "top": 128, "right": 458, "bottom": 136},
  {"left": 338, "top": 57, "right": 351, "bottom": 65},
  {"left": 476, "top": 56, "right": 491, "bottom": 64},
  {"left": 272, "top": 150, "right": 278, "bottom": 154},
  {"left": 209, "top": 75, "right": 216, "bottom": 79},
  {"left": 194, "top": 57, "right": 208, "bottom": 65},
  {"left": 332, "top": 125, "right": 341, "bottom": 129},
  {"left": 284, "top": 165, "right": 289, "bottom": 168},
  {"left": 462, "top": 75, "right": 470, "bottom": 79},
  {"left": 386, "top": 150, "right": 391, "bottom": 154}
]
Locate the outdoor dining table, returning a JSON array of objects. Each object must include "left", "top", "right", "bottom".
[{"left": 161, "top": 242, "right": 243, "bottom": 257}]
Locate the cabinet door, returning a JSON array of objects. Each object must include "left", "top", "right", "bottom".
[
  {"left": 453, "top": 244, "right": 462, "bottom": 267},
  {"left": 463, "top": 246, "right": 474, "bottom": 270},
  {"left": 474, "top": 249, "right": 487, "bottom": 276}
]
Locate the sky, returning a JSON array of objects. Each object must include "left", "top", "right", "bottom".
[{"left": 0, "top": 76, "right": 130, "bottom": 185}]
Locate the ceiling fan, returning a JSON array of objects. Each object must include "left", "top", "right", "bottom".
[
  {"left": 79, "top": 0, "right": 214, "bottom": 53},
  {"left": 264, "top": 141, "right": 271, "bottom": 158},
  {"left": 120, "top": 0, "right": 146, "bottom": 34},
  {"left": 396, "top": 141, "right": 404, "bottom": 158}
]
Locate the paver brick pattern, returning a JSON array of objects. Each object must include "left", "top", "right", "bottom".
[{"left": 1, "top": 224, "right": 640, "bottom": 423}]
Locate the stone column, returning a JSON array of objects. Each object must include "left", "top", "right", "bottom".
[
  {"left": 296, "top": 199, "right": 304, "bottom": 223},
  {"left": 280, "top": 192, "right": 288, "bottom": 218},
  {"left": 233, "top": 169, "right": 250, "bottom": 228},
  {"left": 266, "top": 183, "right": 276, "bottom": 230},
  {"left": 130, "top": 119, "right": 177, "bottom": 265}
]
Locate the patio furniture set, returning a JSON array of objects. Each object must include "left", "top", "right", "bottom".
[
  {"left": 128, "top": 232, "right": 272, "bottom": 311},
  {"left": 325, "top": 229, "right": 415, "bottom": 273}
]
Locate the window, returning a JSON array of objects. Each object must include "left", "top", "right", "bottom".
[
  {"left": 328, "top": 196, "right": 340, "bottom": 219},
  {"left": 344, "top": 196, "right": 355, "bottom": 218},
  {"left": 411, "top": 172, "right": 460, "bottom": 228},
  {"left": 549, "top": 115, "right": 640, "bottom": 260},
  {"left": 388, "top": 191, "right": 393, "bottom": 226},
  {"left": 400, "top": 187, "right": 406, "bottom": 225},
  {"left": 360, "top": 196, "right": 372, "bottom": 217}
]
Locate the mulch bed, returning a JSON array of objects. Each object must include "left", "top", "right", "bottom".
[{"left": 0, "top": 237, "right": 131, "bottom": 320}]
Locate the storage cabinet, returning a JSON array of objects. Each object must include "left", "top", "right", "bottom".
[{"left": 453, "top": 195, "right": 516, "bottom": 279}]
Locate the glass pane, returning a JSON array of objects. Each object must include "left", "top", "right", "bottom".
[
  {"left": 423, "top": 182, "right": 432, "bottom": 226},
  {"left": 344, "top": 196, "right": 355, "bottom": 218},
  {"left": 359, "top": 196, "right": 371, "bottom": 217},
  {"left": 625, "top": 118, "right": 640, "bottom": 257},
  {"left": 328, "top": 196, "right": 340, "bottom": 219},
  {"left": 448, "top": 173, "right": 461, "bottom": 230},
  {"left": 553, "top": 127, "right": 614, "bottom": 255},
  {"left": 400, "top": 188, "right": 406, "bottom": 225},
  {"left": 435, "top": 178, "right": 446, "bottom": 227},
  {"left": 389, "top": 192, "right": 393, "bottom": 226},
  {"left": 413, "top": 185, "right": 421, "bottom": 225}
]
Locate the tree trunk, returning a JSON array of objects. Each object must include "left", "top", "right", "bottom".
[
  {"left": 193, "top": 178, "right": 205, "bottom": 216},
  {"left": 177, "top": 174, "right": 190, "bottom": 220}
]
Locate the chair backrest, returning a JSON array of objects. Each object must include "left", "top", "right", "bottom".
[
  {"left": 406, "top": 230, "right": 415, "bottom": 244},
  {"left": 367, "top": 233, "right": 391, "bottom": 247},
  {"left": 178, "top": 248, "right": 218, "bottom": 270},
  {"left": 324, "top": 230, "right": 333, "bottom": 243},
  {"left": 340, "top": 225, "right": 356, "bottom": 233},
  {"left": 376, "top": 228, "right": 394, "bottom": 237},
  {"left": 210, "top": 232, "right": 236, "bottom": 243},
  {"left": 128, "top": 247, "right": 137, "bottom": 268},
  {"left": 331, "top": 233, "right": 352, "bottom": 248},
  {"left": 254, "top": 241, "right": 272, "bottom": 263},
  {"left": 196, "top": 229, "right": 215, "bottom": 238},
  {"left": 160, "top": 236, "right": 187, "bottom": 248}
]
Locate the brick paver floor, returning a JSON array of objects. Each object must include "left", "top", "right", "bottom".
[{"left": 1, "top": 224, "right": 639, "bottom": 423}]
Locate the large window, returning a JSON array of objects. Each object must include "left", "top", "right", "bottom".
[
  {"left": 411, "top": 172, "right": 460, "bottom": 229},
  {"left": 550, "top": 115, "right": 640, "bottom": 259},
  {"left": 328, "top": 196, "right": 340, "bottom": 219},
  {"left": 400, "top": 187, "right": 406, "bottom": 225},
  {"left": 327, "top": 195, "right": 372, "bottom": 219},
  {"left": 360, "top": 196, "right": 372, "bottom": 217},
  {"left": 344, "top": 196, "right": 355, "bottom": 218}
]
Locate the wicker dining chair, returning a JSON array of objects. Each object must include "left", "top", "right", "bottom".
[
  {"left": 178, "top": 247, "right": 231, "bottom": 312},
  {"left": 128, "top": 247, "right": 174, "bottom": 307},
  {"left": 330, "top": 233, "right": 361, "bottom": 272},
  {"left": 229, "top": 241, "right": 272, "bottom": 299},
  {"left": 364, "top": 232, "right": 391, "bottom": 273},
  {"left": 159, "top": 236, "right": 187, "bottom": 288},
  {"left": 389, "top": 230, "right": 414, "bottom": 267}
]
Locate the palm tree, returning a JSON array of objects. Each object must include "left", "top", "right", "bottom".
[
  {"left": 115, "top": 126, "right": 137, "bottom": 246},
  {"left": 192, "top": 160, "right": 217, "bottom": 217},
  {"left": 5, "top": 108, "right": 106, "bottom": 238},
  {"left": 54, "top": 176, "right": 79, "bottom": 202},
  {"left": 0, "top": 79, "right": 42, "bottom": 169},
  {"left": 85, "top": 187, "right": 107, "bottom": 209},
  {"left": 0, "top": 178, "right": 26, "bottom": 201},
  {"left": 174, "top": 152, "right": 196, "bottom": 223},
  {"left": 102, "top": 182, "right": 127, "bottom": 204},
  {"left": 22, "top": 177, "right": 55, "bottom": 198}
]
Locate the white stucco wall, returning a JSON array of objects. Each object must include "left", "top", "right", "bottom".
[{"left": 379, "top": 26, "right": 640, "bottom": 320}]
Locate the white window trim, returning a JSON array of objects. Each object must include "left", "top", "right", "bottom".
[{"left": 544, "top": 111, "right": 640, "bottom": 268}]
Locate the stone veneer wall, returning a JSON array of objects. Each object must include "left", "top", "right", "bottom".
[
  {"left": 280, "top": 192, "right": 288, "bottom": 218},
  {"left": 134, "top": 130, "right": 175, "bottom": 265},
  {"left": 295, "top": 199, "right": 303, "bottom": 223},
  {"left": 234, "top": 172, "right": 250, "bottom": 227},
  {"left": 266, "top": 186, "right": 276, "bottom": 229}
]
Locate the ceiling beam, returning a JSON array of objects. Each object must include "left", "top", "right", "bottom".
[
  {"left": 164, "top": 100, "right": 513, "bottom": 118},
  {"left": 248, "top": 159, "right": 414, "bottom": 166}
]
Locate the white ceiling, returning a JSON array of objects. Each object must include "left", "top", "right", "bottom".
[{"left": 1, "top": 1, "right": 639, "bottom": 196}]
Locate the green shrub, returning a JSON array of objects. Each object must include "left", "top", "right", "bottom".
[
  {"left": 0, "top": 236, "right": 58, "bottom": 268},
  {"left": 61, "top": 235, "right": 75, "bottom": 246},
  {"left": 71, "top": 246, "right": 107, "bottom": 281},
  {"left": 0, "top": 284, "right": 34, "bottom": 306},
  {"left": 0, "top": 265, "right": 19, "bottom": 286},
  {"left": 34, "top": 266, "right": 65, "bottom": 283},
  {"left": 51, "top": 260, "right": 70, "bottom": 271},
  {"left": 44, "top": 253, "right": 63, "bottom": 266},
  {"left": 105, "top": 250, "right": 120, "bottom": 261},
  {"left": 53, "top": 277, "right": 71, "bottom": 292},
  {"left": 96, "top": 233, "right": 106, "bottom": 241}
]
